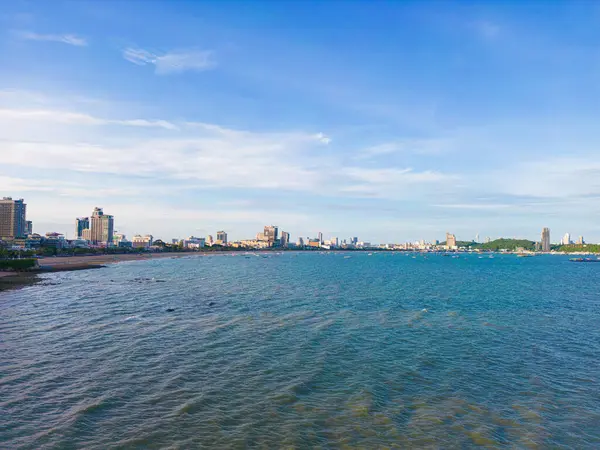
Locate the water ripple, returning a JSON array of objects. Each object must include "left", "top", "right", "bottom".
[{"left": 1, "top": 253, "right": 600, "bottom": 448}]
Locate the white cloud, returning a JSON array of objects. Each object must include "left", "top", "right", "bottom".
[
  {"left": 18, "top": 31, "right": 87, "bottom": 46},
  {"left": 433, "top": 203, "right": 511, "bottom": 210},
  {"left": 315, "top": 132, "right": 331, "bottom": 144},
  {"left": 488, "top": 158, "right": 600, "bottom": 199},
  {"left": 123, "top": 47, "right": 216, "bottom": 74},
  {"left": 355, "top": 138, "right": 454, "bottom": 160},
  {"left": 0, "top": 100, "right": 457, "bottom": 204},
  {"left": 0, "top": 108, "right": 178, "bottom": 130}
]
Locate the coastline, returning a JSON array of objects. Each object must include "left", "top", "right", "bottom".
[
  {"left": 36, "top": 252, "right": 201, "bottom": 271},
  {"left": 0, "top": 253, "right": 200, "bottom": 293},
  {"left": 0, "top": 271, "right": 40, "bottom": 293}
]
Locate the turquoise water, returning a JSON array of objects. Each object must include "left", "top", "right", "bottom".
[{"left": 2, "top": 253, "right": 599, "bottom": 448}]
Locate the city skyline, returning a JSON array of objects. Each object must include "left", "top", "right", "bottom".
[
  {"left": 2, "top": 2, "right": 600, "bottom": 241},
  {"left": 2, "top": 196, "right": 594, "bottom": 248}
]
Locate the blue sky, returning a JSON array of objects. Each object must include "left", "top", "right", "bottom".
[{"left": 1, "top": 1, "right": 600, "bottom": 243}]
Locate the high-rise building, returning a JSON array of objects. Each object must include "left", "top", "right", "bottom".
[
  {"left": 0, "top": 197, "right": 27, "bottom": 239},
  {"left": 90, "top": 207, "right": 114, "bottom": 245},
  {"left": 216, "top": 231, "right": 228, "bottom": 245},
  {"left": 561, "top": 233, "right": 571, "bottom": 246},
  {"left": 541, "top": 227, "right": 551, "bottom": 252},
  {"left": 331, "top": 237, "right": 339, "bottom": 248},
  {"left": 263, "top": 225, "right": 278, "bottom": 246},
  {"left": 318, "top": 232, "right": 323, "bottom": 244},
  {"left": 577, "top": 236, "right": 585, "bottom": 245},
  {"left": 76, "top": 217, "right": 90, "bottom": 239},
  {"left": 475, "top": 234, "right": 480, "bottom": 243},
  {"left": 280, "top": 231, "right": 290, "bottom": 247},
  {"left": 351, "top": 237, "right": 358, "bottom": 246},
  {"left": 297, "top": 237, "right": 304, "bottom": 247},
  {"left": 207, "top": 235, "right": 214, "bottom": 246},
  {"left": 82, "top": 228, "right": 92, "bottom": 241},
  {"left": 25, "top": 220, "right": 33, "bottom": 235},
  {"left": 446, "top": 232, "right": 457, "bottom": 249}
]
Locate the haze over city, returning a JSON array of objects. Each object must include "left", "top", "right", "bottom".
[{"left": 1, "top": 1, "right": 600, "bottom": 242}]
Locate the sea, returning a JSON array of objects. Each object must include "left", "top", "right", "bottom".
[{"left": 1, "top": 252, "right": 599, "bottom": 449}]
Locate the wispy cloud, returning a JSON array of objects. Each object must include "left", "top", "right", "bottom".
[
  {"left": 18, "top": 31, "right": 87, "bottom": 46},
  {"left": 473, "top": 20, "right": 501, "bottom": 39},
  {"left": 355, "top": 138, "right": 453, "bottom": 160},
  {"left": 123, "top": 47, "right": 216, "bottom": 74},
  {"left": 433, "top": 203, "right": 511, "bottom": 210},
  {"left": 0, "top": 108, "right": 178, "bottom": 130}
]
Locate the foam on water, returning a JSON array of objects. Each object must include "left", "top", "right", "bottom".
[{"left": 1, "top": 252, "right": 600, "bottom": 448}]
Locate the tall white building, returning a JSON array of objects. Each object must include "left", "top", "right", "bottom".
[
  {"left": 90, "top": 207, "right": 114, "bottom": 245},
  {"left": 561, "top": 233, "right": 571, "bottom": 246}
]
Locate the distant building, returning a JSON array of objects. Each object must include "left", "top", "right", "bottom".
[
  {"left": 318, "top": 232, "right": 323, "bottom": 244},
  {"left": 446, "top": 232, "right": 457, "bottom": 249},
  {"left": 330, "top": 237, "right": 339, "bottom": 248},
  {"left": 90, "top": 207, "right": 114, "bottom": 245},
  {"left": 541, "top": 227, "right": 551, "bottom": 252},
  {"left": 113, "top": 233, "right": 129, "bottom": 247},
  {"left": 132, "top": 234, "right": 153, "bottom": 249},
  {"left": 75, "top": 217, "right": 90, "bottom": 239},
  {"left": 44, "top": 232, "right": 68, "bottom": 249},
  {"left": 25, "top": 220, "right": 33, "bottom": 235},
  {"left": 82, "top": 228, "right": 92, "bottom": 241},
  {"left": 183, "top": 236, "right": 205, "bottom": 249},
  {"left": 308, "top": 239, "right": 321, "bottom": 248},
  {"left": 280, "top": 231, "right": 290, "bottom": 247},
  {"left": 297, "top": 237, "right": 305, "bottom": 247},
  {"left": 561, "top": 233, "right": 571, "bottom": 246},
  {"left": 216, "top": 231, "right": 228, "bottom": 245},
  {"left": 0, "top": 197, "right": 27, "bottom": 239},
  {"left": 206, "top": 235, "right": 214, "bottom": 246},
  {"left": 577, "top": 236, "right": 585, "bottom": 245},
  {"left": 351, "top": 237, "right": 358, "bottom": 246},
  {"left": 262, "top": 225, "right": 279, "bottom": 246}
]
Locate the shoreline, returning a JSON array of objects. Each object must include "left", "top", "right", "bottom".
[
  {"left": 0, "top": 253, "right": 200, "bottom": 292},
  {"left": 36, "top": 252, "right": 201, "bottom": 271}
]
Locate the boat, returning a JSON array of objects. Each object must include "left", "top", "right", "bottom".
[
  {"left": 569, "top": 258, "right": 600, "bottom": 263},
  {"left": 517, "top": 253, "right": 534, "bottom": 258},
  {"left": 343, "top": 255, "right": 352, "bottom": 259}
]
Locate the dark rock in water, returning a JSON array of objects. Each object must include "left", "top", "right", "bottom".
[
  {"left": 166, "top": 308, "right": 175, "bottom": 312},
  {"left": 155, "top": 280, "right": 166, "bottom": 283},
  {"left": 208, "top": 302, "right": 215, "bottom": 306}
]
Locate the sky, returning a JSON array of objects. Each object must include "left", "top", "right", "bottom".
[{"left": 1, "top": 0, "right": 600, "bottom": 243}]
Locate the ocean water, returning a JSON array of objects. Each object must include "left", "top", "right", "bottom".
[{"left": 1, "top": 252, "right": 599, "bottom": 449}]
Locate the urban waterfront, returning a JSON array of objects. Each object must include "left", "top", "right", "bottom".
[{"left": 2, "top": 253, "right": 599, "bottom": 448}]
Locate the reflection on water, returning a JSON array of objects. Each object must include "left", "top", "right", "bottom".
[{"left": 1, "top": 253, "right": 600, "bottom": 448}]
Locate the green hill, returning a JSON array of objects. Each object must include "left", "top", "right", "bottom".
[
  {"left": 476, "top": 239, "right": 536, "bottom": 251},
  {"left": 557, "top": 244, "right": 600, "bottom": 253}
]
